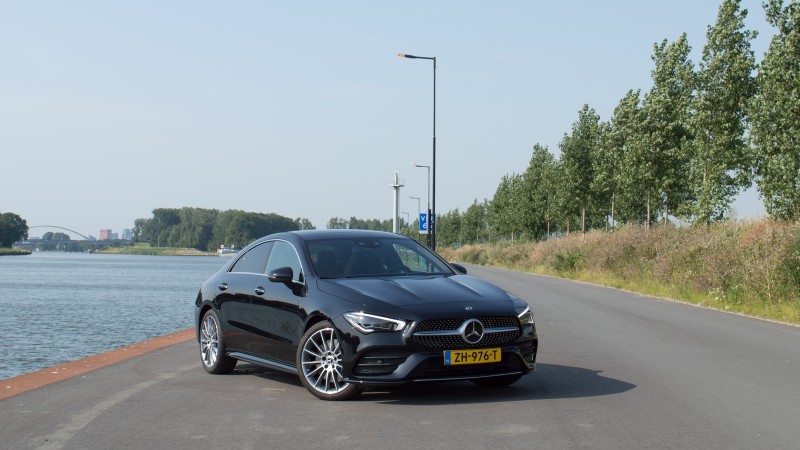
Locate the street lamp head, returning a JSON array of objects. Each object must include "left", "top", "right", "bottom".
[{"left": 398, "top": 53, "right": 417, "bottom": 59}]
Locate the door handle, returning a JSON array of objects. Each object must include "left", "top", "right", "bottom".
[
  {"left": 218, "top": 283, "right": 228, "bottom": 291},
  {"left": 254, "top": 286, "right": 265, "bottom": 295}
]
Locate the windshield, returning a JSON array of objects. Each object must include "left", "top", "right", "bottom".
[{"left": 306, "top": 237, "right": 454, "bottom": 278}]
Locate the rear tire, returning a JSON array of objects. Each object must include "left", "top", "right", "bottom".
[
  {"left": 296, "top": 321, "right": 363, "bottom": 400},
  {"left": 199, "top": 309, "right": 237, "bottom": 374},
  {"left": 470, "top": 374, "right": 523, "bottom": 388}
]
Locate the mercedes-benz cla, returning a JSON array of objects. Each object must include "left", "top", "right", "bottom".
[{"left": 195, "top": 230, "right": 537, "bottom": 400}]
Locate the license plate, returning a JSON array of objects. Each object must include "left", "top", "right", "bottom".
[{"left": 444, "top": 348, "right": 501, "bottom": 365}]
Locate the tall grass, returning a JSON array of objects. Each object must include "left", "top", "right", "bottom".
[{"left": 440, "top": 220, "right": 800, "bottom": 324}]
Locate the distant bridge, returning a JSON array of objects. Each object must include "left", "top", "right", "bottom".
[{"left": 29, "top": 225, "right": 92, "bottom": 241}]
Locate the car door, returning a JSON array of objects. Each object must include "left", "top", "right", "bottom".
[
  {"left": 248, "top": 240, "right": 305, "bottom": 363},
  {"left": 215, "top": 241, "right": 272, "bottom": 352}
]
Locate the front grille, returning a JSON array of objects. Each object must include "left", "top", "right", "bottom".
[
  {"left": 354, "top": 350, "right": 409, "bottom": 376},
  {"left": 414, "top": 316, "right": 519, "bottom": 332},
  {"left": 412, "top": 316, "right": 521, "bottom": 349}
]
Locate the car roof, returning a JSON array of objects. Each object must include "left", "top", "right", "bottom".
[{"left": 266, "top": 229, "right": 407, "bottom": 242}]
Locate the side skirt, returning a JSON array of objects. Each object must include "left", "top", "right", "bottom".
[{"left": 228, "top": 352, "right": 298, "bottom": 375}]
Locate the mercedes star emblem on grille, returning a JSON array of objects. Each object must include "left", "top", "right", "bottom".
[{"left": 460, "top": 319, "right": 485, "bottom": 344}]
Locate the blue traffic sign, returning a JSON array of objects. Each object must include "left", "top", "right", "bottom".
[{"left": 419, "top": 213, "right": 435, "bottom": 234}]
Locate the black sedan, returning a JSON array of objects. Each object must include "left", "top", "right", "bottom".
[{"left": 195, "top": 230, "right": 538, "bottom": 400}]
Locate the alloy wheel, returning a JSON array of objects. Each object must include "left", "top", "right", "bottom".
[
  {"left": 300, "top": 327, "right": 348, "bottom": 395},
  {"left": 200, "top": 314, "right": 219, "bottom": 368}
]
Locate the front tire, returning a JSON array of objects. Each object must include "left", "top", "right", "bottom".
[
  {"left": 296, "top": 321, "right": 363, "bottom": 401},
  {"left": 199, "top": 309, "right": 237, "bottom": 374}
]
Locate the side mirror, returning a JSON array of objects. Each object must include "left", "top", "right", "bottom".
[
  {"left": 451, "top": 263, "right": 467, "bottom": 275},
  {"left": 267, "top": 266, "right": 294, "bottom": 283}
]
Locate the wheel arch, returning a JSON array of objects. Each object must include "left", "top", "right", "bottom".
[
  {"left": 303, "top": 312, "right": 332, "bottom": 333},
  {"left": 197, "top": 303, "right": 215, "bottom": 342}
]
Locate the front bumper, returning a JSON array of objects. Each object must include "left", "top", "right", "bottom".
[{"left": 332, "top": 315, "right": 538, "bottom": 386}]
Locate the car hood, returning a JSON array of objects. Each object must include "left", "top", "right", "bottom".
[{"left": 316, "top": 274, "right": 516, "bottom": 317}]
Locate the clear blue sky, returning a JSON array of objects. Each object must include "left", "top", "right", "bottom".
[{"left": 1, "top": 1, "right": 770, "bottom": 237}]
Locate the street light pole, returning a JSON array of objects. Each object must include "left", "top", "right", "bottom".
[
  {"left": 399, "top": 53, "right": 436, "bottom": 249},
  {"left": 409, "top": 196, "right": 421, "bottom": 217},
  {"left": 411, "top": 163, "right": 431, "bottom": 247}
]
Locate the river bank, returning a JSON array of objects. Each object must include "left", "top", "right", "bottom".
[
  {"left": 0, "top": 247, "right": 31, "bottom": 256},
  {"left": 96, "top": 244, "right": 215, "bottom": 256}
]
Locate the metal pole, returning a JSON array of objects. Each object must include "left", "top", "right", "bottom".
[{"left": 431, "top": 57, "right": 436, "bottom": 250}]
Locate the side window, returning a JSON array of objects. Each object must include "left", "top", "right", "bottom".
[
  {"left": 265, "top": 241, "right": 303, "bottom": 283},
  {"left": 230, "top": 242, "right": 273, "bottom": 274}
]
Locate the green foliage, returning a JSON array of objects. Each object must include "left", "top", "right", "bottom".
[
  {"left": 605, "top": 90, "right": 646, "bottom": 225},
  {"left": 42, "top": 232, "right": 71, "bottom": 241},
  {"left": 688, "top": 0, "right": 757, "bottom": 223},
  {"left": 294, "top": 217, "right": 316, "bottom": 230},
  {"left": 132, "top": 207, "right": 301, "bottom": 251},
  {"left": 463, "top": 200, "right": 490, "bottom": 244},
  {"left": 434, "top": 208, "right": 462, "bottom": 247},
  {"left": 750, "top": 0, "right": 800, "bottom": 220},
  {"left": 642, "top": 34, "right": 695, "bottom": 222},
  {"left": 326, "top": 217, "right": 350, "bottom": 229},
  {"left": 521, "top": 145, "right": 558, "bottom": 240},
  {"left": 0, "top": 212, "right": 28, "bottom": 247},
  {"left": 559, "top": 105, "right": 602, "bottom": 232},
  {"left": 490, "top": 174, "right": 525, "bottom": 239}
]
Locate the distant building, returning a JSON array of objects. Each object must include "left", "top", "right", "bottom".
[
  {"left": 121, "top": 229, "right": 132, "bottom": 240},
  {"left": 99, "top": 229, "right": 112, "bottom": 241}
]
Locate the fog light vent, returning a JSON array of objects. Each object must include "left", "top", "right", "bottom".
[{"left": 354, "top": 350, "right": 409, "bottom": 376}]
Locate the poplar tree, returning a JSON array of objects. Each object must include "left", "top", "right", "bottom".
[
  {"left": 559, "top": 105, "right": 602, "bottom": 233},
  {"left": 750, "top": 0, "right": 800, "bottom": 220},
  {"left": 602, "top": 90, "right": 643, "bottom": 227},
  {"left": 521, "top": 144, "right": 558, "bottom": 239},
  {"left": 490, "top": 174, "right": 525, "bottom": 240},
  {"left": 688, "top": 0, "right": 757, "bottom": 224},
  {"left": 463, "top": 200, "right": 489, "bottom": 244},
  {"left": 642, "top": 34, "right": 695, "bottom": 224}
]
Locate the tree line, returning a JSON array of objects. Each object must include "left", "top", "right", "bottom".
[
  {"left": 332, "top": 0, "right": 800, "bottom": 248},
  {"left": 132, "top": 207, "right": 313, "bottom": 251},
  {"left": 477, "top": 0, "right": 799, "bottom": 243}
]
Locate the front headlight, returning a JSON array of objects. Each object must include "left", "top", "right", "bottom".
[
  {"left": 517, "top": 306, "right": 534, "bottom": 325},
  {"left": 344, "top": 312, "right": 407, "bottom": 334}
]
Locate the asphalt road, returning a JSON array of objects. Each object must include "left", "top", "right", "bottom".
[{"left": 3, "top": 265, "right": 800, "bottom": 449}]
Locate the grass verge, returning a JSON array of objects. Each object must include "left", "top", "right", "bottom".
[{"left": 439, "top": 220, "right": 800, "bottom": 326}]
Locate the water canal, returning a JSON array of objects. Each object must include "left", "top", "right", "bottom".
[{"left": 0, "top": 252, "right": 226, "bottom": 379}]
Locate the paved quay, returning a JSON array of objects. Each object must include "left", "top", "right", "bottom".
[
  {"left": 1, "top": 327, "right": 556, "bottom": 450},
  {"left": 5, "top": 264, "right": 800, "bottom": 449}
]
